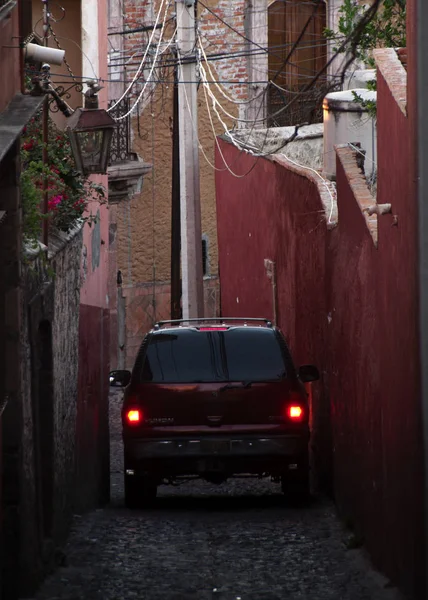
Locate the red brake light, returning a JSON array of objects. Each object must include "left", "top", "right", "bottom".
[
  {"left": 287, "top": 405, "right": 304, "bottom": 421},
  {"left": 199, "top": 327, "right": 228, "bottom": 331},
  {"left": 126, "top": 409, "right": 142, "bottom": 424}
]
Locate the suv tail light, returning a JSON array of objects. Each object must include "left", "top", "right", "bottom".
[
  {"left": 126, "top": 408, "right": 143, "bottom": 424},
  {"left": 287, "top": 405, "right": 303, "bottom": 421},
  {"left": 286, "top": 404, "right": 305, "bottom": 422}
]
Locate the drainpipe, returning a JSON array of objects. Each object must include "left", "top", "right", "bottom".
[
  {"left": 18, "top": 0, "right": 25, "bottom": 94},
  {"left": 417, "top": 0, "right": 428, "bottom": 588},
  {"left": 264, "top": 258, "right": 278, "bottom": 326}
]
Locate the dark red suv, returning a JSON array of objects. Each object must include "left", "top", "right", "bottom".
[{"left": 109, "top": 318, "right": 319, "bottom": 508}]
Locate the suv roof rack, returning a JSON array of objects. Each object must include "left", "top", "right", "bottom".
[{"left": 153, "top": 317, "right": 273, "bottom": 330}]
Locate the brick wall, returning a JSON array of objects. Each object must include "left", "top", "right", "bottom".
[{"left": 335, "top": 145, "right": 377, "bottom": 244}]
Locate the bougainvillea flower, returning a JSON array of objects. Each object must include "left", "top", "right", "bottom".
[
  {"left": 73, "top": 198, "right": 86, "bottom": 209},
  {"left": 48, "top": 195, "right": 63, "bottom": 211},
  {"left": 23, "top": 140, "right": 34, "bottom": 152}
]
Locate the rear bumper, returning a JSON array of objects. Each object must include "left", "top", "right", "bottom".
[
  {"left": 125, "top": 435, "right": 306, "bottom": 458},
  {"left": 124, "top": 434, "right": 308, "bottom": 477}
]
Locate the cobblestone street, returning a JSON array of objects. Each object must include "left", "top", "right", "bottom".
[{"left": 30, "top": 391, "right": 403, "bottom": 600}]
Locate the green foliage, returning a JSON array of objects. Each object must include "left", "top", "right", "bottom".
[
  {"left": 351, "top": 91, "right": 377, "bottom": 118},
  {"left": 324, "top": 0, "right": 406, "bottom": 116},
  {"left": 21, "top": 111, "right": 107, "bottom": 246},
  {"left": 324, "top": 0, "right": 406, "bottom": 68},
  {"left": 21, "top": 166, "right": 43, "bottom": 246}
]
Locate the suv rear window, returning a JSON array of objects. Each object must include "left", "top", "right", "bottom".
[{"left": 139, "top": 328, "right": 287, "bottom": 383}]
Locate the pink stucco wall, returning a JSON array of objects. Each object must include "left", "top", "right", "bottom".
[
  {"left": 79, "top": 0, "right": 109, "bottom": 310},
  {"left": 76, "top": 0, "right": 111, "bottom": 510}
]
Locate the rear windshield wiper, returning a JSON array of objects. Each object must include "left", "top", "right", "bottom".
[{"left": 218, "top": 381, "right": 253, "bottom": 393}]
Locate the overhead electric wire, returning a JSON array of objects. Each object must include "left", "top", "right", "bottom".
[
  {"left": 39, "top": 0, "right": 383, "bottom": 170},
  {"left": 114, "top": 3, "right": 174, "bottom": 120},
  {"left": 108, "top": 22, "right": 163, "bottom": 36},
  {"left": 199, "top": 0, "right": 279, "bottom": 58},
  {"left": 178, "top": 47, "right": 257, "bottom": 178},
  {"left": 107, "top": 0, "right": 169, "bottom": 113},
  {"left": 28, "top": 67, "right": 309, "bottom": 86},
  {"left": 215, "top": 0, "right": 323, "bottom": 160},
  {"left": 197, "top": 0, "right": 381, "bottom": 163},
  {"left": 197, "top": 31, "right": 266, "bottom": 106},
  {"left": 107, "top": 37, "right": 330, "bottom": 67},
  {"left": 269, "top": 0, "right": 323, "bottom": 83},
  {"left": 107, "top": 44, "right": 334, "bottom": 79},
  {"left": 228, "top": 0, "right": 384, "bottom": 158}
]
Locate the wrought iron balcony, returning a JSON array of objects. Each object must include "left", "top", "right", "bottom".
[
  {"left": 108, "top": 98, "right": 133, "bottom": 165},
  {"left": 267, "top": 82, "right": 333, "bottom": 128}
]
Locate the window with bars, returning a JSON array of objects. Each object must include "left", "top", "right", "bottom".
[{"left": 267, "top": 0, "right": 328, "bottom": 127}]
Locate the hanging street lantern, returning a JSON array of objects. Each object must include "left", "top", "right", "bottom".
[{"left": 65, "top": 82, "right": 116, "bottom": 175}]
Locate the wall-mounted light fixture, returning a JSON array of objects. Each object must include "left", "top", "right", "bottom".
[
  {"left": 31, "top": 68, "right": 117, "bottom": 175},
  {"left": 65, "top": 83, "right": 117, "bottom": 175}
]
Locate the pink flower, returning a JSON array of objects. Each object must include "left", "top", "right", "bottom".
[
  {"left": 48, "top": 195, "right": 62, "bottom": 211},
  {"left": 73, "top": 198, "right": 86, "bottom": 209}
]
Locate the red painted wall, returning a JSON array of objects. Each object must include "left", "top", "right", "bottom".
[
  {"left": 75, "top": 305, "right": 110, "bottom": 511},
  {"left": 216, "top": 61, "right": 424, "bottom": 595},
  {"left": 375, "top": 65, "right": 424, "bottom": 597},
  {"left": 216, "top": 144, "right": 333, "bottom": 492},
  {"left": 327, "top": 154, "right": 382, "bottom": 554}
]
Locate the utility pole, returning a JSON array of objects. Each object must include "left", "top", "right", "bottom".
[
  {"left": 175, "top": 0, "right": 204, "bottom": 320},
  {"left": 170, "top": 60, "right": 182, "bottom": 320}
]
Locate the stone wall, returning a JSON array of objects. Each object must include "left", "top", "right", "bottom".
[{"left": 3, "top": 225, "right": 83, "bottom": 598}]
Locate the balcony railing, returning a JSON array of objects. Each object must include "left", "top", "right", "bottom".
[
  {"left": 108, "top": 98, "right": 133, "bottom": 165},
  {"left": 267, "top": 82, "right": 333, "bottom": 128}
]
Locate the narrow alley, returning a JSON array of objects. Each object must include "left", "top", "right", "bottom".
[{"left": 30, "top": 390, "right": 402, "bottom": 600}]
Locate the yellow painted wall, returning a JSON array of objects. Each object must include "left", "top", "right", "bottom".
[{"left": 116, "top": 76, "right": 238, "bottom": 286}]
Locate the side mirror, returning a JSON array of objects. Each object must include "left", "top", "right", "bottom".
[
  {"left": 109, "top": 369, "right": 131, "bottom": 387},
  {"left": 298, "top": 365, "right": 320, "bottom": 383}
]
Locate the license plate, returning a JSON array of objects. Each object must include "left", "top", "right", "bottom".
[
  {"left": 198, "top": 459, "right": 224, "bottom": 472},
  {"left": 200, "top": 439, "right": 230, "bottom": 454}
]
